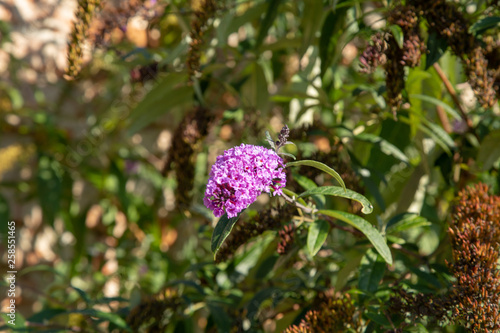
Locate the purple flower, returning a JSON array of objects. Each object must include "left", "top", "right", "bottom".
[{"left": 204, "top": 144, "right": 286, "bottom": 218}]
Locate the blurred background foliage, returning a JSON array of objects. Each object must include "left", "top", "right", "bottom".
[{"left": 0, "top": 0, "right": 499, "bottom": 331}]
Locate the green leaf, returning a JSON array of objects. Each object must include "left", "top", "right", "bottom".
[
  {"left": 319, "top": 4, "right": 348, "bottom": 76},
  {"left": 226, "top": 2, "right": 267, "bottom": 38},
  {"left": 7, "top": 87, "right": 24, "bottom": 110},
  {"left": 28, "top": 308, "right": 67, "bottom": 323},
  {"left": 72, "top": 286, "right": 92, "bottom": 304},
  {"left": 207, "top": 303, "right": 232, "bottom": 333},
  {"left": 265, "top": 131, "right": 276, "bottom": 150},
  {"left": 0, "top": 311, "right": 25, "bottom": 329},
  {"left": 293, "top": 173, "right": 324, "bottom": 207},
  {"left": 246, "top": 287, "right": 281, "bottom": 321},
  {"left": 307, "top": 220, "right": 330, "bottom": 256},
  {"left": 406, "top": 323, "right": 430, "bottom": 333},
  {"left": 255, "top": 0, "right": 282, "bottom": 49},
  {"left": 425, "top": 32, "right": 448, "bottom": 69},
  {"left": 389, "top": 25, "right": 404, "bottom": 49},
  {"left": 386, "top": 213, "right": 431, "bottom": 234},
  {"left": 409, "top": 266, "right": 442, "bottom": 289},
  {"left": 365, "top": 311, "right": 390, "bottom": 326},
  {"left": 73, "top": 309, "right": 131, "bottom": 331},
  {"left": 355, "top": 133, "right": 410, "bottom": 164},
  {"left": 37, "top": 155, "right": 62, "bottom": 226},
  {"left": 299, "top": 0, "right": 324, "bottom": 58},
  {"left": 470, "top": 16, "right": 500, "bottom": 35},
  {"left": 409, "top": 94, "right": 460, "bottom": 119},
  {"left": 359, "top": 248, "right": 386, "bottom": 294},
  {"left": 127, "top": 73, "right": 193, "bottom": 134},
  {"left": 281, "top": 188, "right": 308, "bottom": 206},
  {"left": 318, "top": 210, "right": 392, "bottom": 265},
  {"left": 477, "top": 130, "right": 500, "bottom": 171},
  {"left": 421, "top": 118, "right": 456, "bottom": 155},
  {"left": 0, "top": 195, "right": 9, "bottom": 236},
  {"left": 286, "top": 160, "right": 346, "bottom": 192},
  {"left": 211, "top": 213, "right": 241, "bottom": 258},
  {"left": 299, "top": 186, "right": 373, "bottom": 214},
  {"left": 278, "top": 152, "right": 296, "bottom": 160}
]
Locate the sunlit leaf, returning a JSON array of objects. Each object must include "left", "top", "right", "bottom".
[
  {"left": 470, "top": 16, "right": 500, "bottom": 35},
  {"left": 282, "top": 188, "right": 308, "bottom": 206}
]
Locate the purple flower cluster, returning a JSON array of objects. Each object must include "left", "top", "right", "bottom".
[{"left": 204, "top": 144, "right": 286, "bottom": 218}]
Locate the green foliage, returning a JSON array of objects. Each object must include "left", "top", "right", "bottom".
[{"left": 1, "top": 0, "right": 499, "bottom": 332}]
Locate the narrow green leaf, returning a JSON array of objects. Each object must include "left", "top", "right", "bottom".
[
  {"left": 241, "top": 62, "right": 269, "bottom": 112},
  {"left": 477, "top": 130, "right": 500, "bottom": 171},
  {"left": 409, "top": 94, "right": 460, "bottom": 119},
  {"left": 278, "top": 152, "right": 296, "bottom": 160},
  {"left": 386, "top": 213, "right": 431, "bottom": 234},
  {"left": 37, "top": 155, "right": 62, "bottom": 226},
  {"left": 226, "top": 2, "right": 268, "bottom": 38},
  {"left": 319, "top": 5, "right": 348, "bottom": 76},
  {"left": 300, "top": 186, "right": 373, "bottom": 214},
  {"left": 421, "top": 118, "right": 456, "bottom": 154},
  {"left": 365, "top": 311, "right": 390, "bottom": 326},
  {"left": 281, "top": 188, "right": 308, "bottom": 206},
  {"left": 389, "top": 25, "right": 404, "bottom": 49},
  {"left": 293, "top": 173, "right": 317, "bottom": 190},
  {"left": 211, "top": 213, "right": 241, "bottom": 258},
  {"left": 255, "top": 0, "right": 282, "bottom": 49},
  {"left": 355, "top": 133, "right": 410, "bottom": 164},
  {"left": 425, "top": 32, "right": 448, "bottom": 69},
  {"left": 0, "top": 311, "right": 25, "bottom": 329},
  {"left": 265, "top": 130, "right": 276, "bottom": 150},
  {"left": 307, "top": 220, "right": 330, "bottom": 256},
  {"left": 73, "top": 309, "right": 131, "bottom": 331},
  {"left": 28, "top": 308, "right": 66, "bottom": 323},
  {"left": 470, "top": 16, "right": 500, "bottom": 35},
  {"left": 207, "top": 303, "right": 232, "bottom": 333},
  {"left": 0, "top": 195, "right": 10, "bottom": 236},
  {"left": 409, "top": 267, "right": 442, "bottom": 289},
  {"left": 299, "top": 0, "right": 324, "bottom": 58},
  {"left": 128, "top": 73, "right": 193, "bottom": 134},
  {"left": 359, "top": 248, "right": 386, "bottom": 294},
  {"left": 318, "top": 210, "right": 392, "bottom": 265},
  {"left": 246, "top": 287, "right": 281, "bottom": 321},
  {"left": 286, "top": 160, "right": 346, "bottom": 192}
]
